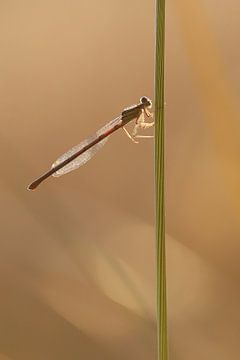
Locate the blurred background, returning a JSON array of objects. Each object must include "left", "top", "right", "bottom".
[{"left": 0, "top": 0, "right": 240, "bottom": 359}]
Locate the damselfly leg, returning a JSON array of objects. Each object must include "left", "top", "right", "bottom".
[{"left": 122, "top": 109, "right": 154, "bottom": 144}]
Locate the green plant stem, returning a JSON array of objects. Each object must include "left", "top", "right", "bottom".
[{"left": 154, "top": 0, "right": 167, "bottom": 359}]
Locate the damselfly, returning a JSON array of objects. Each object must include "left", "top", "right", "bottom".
[{"left": 27, "top": 96, "right": 154, "bottom": 190}]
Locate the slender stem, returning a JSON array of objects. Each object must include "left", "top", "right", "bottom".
[{"left": 154, "top": 0, "right": 168, "bottom": 359}]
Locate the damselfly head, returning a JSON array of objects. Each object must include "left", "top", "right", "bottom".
[{"left": 140, "top": 96, "right": 152, "bottom": 108}]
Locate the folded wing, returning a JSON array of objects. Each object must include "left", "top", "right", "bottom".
[{"left": 52, "top": 116, "right": 122, "bottom": 177}]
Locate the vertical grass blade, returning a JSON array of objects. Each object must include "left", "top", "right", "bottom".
[{"left": 154, "top": 0, "right": 167, "bottom": 359}]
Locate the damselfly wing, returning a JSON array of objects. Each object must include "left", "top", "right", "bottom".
[{"left": 52, "top": 116, "right": 122, "bottom": 177}]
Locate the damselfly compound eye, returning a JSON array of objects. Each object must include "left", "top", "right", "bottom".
[{"left": 140, "top": 96, "right": 152, "bottom": 108}]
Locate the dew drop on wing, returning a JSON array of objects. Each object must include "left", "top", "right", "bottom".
[{"left": 51, "top": 116, "right": 122, "bottom": 177}]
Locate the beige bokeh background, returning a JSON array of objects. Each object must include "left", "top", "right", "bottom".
[{"left": 1, "top": 0, "right": 240, "bottom": 359}]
